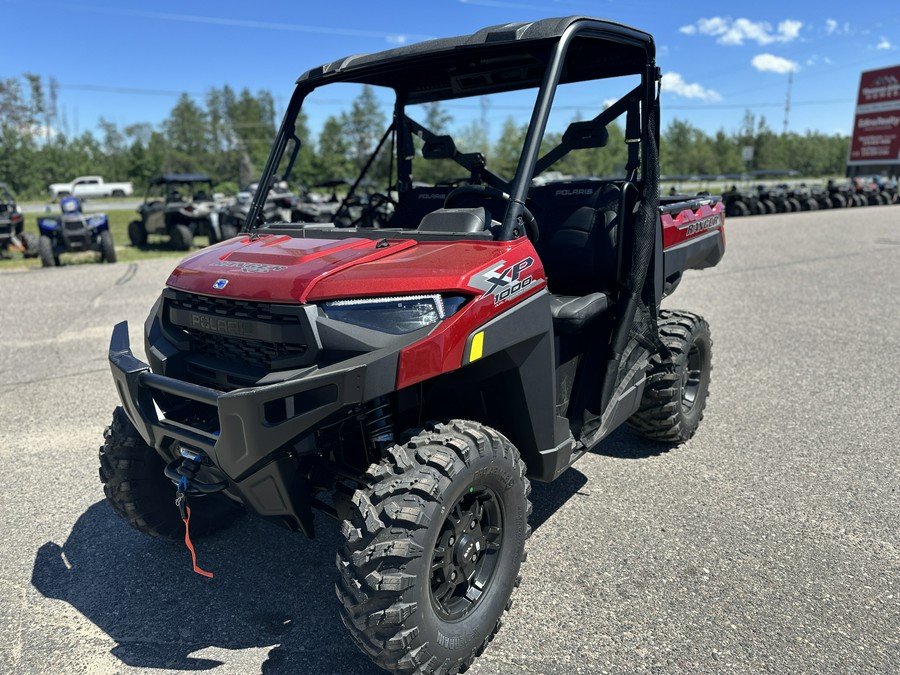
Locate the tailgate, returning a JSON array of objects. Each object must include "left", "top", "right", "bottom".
[{"left": 660, "top": 196, "right": 726, "bottom": 276}]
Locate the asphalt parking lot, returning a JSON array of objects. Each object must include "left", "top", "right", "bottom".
[{"left": 1, "top": 206, "right": 897, "bottom": 674}]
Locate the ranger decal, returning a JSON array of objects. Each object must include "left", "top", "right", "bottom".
[
  {"left": 680, "top": 213, "right": 723, "bottom": 237},
  {"left": 212, "top": 260, "right": 288, "bottom": 273}
]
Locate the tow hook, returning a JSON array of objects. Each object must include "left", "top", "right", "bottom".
[{"left": 167, "top": 444, "right": 220, "bottom": 578}]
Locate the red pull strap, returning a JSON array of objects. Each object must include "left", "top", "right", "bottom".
[{"left": 182, "top": 507, "right": 214, "bottom": 578}]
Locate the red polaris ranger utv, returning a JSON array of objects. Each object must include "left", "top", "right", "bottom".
[{"left": 102, "top": 16, "right": 725, "bottom": 674}]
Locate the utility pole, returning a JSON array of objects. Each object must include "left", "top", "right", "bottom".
[{"left": 783, "top": 71, "right": 793, "bottom": 135}]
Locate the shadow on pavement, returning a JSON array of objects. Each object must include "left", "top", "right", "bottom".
[
  {"left": 31, "top": 501, "right": 381, "bottom": 673},
  {"left": 591, "top": 425, "right": 677, "bottom": 460},
  {"left": 31, "top": 451, "right": 637, "bottom": 672}
]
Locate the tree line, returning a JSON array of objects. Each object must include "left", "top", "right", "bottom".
[{"left": 0, "top": 74, "right": 850, "bottom": 200}]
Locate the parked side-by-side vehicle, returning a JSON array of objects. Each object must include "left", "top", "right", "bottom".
[{"left": 101, "top": 16, "right": 725, "bottom": 675}]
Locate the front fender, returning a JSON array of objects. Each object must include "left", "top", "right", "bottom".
[{"left": 37, "top": 218, "right": 60, "bottom": 235}]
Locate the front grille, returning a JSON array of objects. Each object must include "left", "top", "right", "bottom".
[
  {"left": 189, "top": 328, "right": 307, "bottom": 367},
  {"left": 164, "top": 290, "right": 317, "bottom": 375}
]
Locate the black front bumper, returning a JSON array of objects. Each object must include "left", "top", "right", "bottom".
[{"left": 108, "top": 320, "right": 400, "bottom": 531}]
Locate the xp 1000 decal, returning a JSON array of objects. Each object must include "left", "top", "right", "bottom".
[{"left": 470, "top": 257, "right": 537, "bottom": 305}]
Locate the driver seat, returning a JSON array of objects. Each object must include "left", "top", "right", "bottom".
[{"left": 538, "top": 183, "right": 621, "bottom": 333}]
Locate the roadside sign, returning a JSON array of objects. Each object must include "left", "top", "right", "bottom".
[{"left": 848, "top": 64, "right": 900, "bottom": 170}]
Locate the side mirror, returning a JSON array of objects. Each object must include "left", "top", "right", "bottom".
[
  {"left": 422, "top": 135, "right": 458, "bottom": 160},
  {"left": 562, "top": 120, "right": 609, "bottom": 150}
]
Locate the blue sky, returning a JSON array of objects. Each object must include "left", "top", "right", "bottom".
[{"left": 4, "top": 0, "right": 899, "bottom": 139}]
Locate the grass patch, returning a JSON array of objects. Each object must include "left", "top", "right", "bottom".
[{"left": 0, "top": 208, "right": 219, "bottom": 271}]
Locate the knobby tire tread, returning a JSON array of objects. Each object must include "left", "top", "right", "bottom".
[
  {"left": 335, "top": 420, "right": 531, "bottom": 675},
  {"left": 627, "top": 309, "right": 712, "bottom": 443}
]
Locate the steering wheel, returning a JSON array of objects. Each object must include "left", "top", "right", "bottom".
[
  {"left": 355, "top": 191, "right": 397, "bottom": 228},
  {"left": 443, "top": 184, "right": 539, "bottom": 241}
]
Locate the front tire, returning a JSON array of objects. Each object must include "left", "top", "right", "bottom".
[
  {"left": 627, "top": 310, "right": 713, "bottom": 443},
  {"left": 99, "top": 407, "right": 242, "bottom": 539},
  {"left": 99, "top": 230, "right": 117, "bottom": 263},
  {"left": 38, "top": 235, "right": 56, "bottom": 267},
  {"left": 170, "top": 223, "right": 193, "bottom": 250},
  {"left": 128, "top": 220, "right": 147, "bottom": 247},
  {"left": 336, "top": 420, "right": 531, "bottom": 674}
]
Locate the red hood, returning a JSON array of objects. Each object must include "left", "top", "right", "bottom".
[
  {"left": 166, "top": 234, "right": 416, "bottom": 302},
  {"left": 166, "top": 233, "right": 535, "bottom": 303}
]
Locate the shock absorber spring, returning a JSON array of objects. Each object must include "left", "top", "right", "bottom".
[{"left": 363, "top": 396, "right": 395, "bottom": 452}]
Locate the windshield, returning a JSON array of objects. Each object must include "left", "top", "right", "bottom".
[
  {"left": 251, "top": 22, "right": 653, "bottom": 237},
  {"left": 262, "top": 69, "right": 641, "bottom": 229}
]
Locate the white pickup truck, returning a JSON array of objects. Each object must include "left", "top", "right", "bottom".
[{"left": 48, "top": 176, "right": 134, "bottom": 200}]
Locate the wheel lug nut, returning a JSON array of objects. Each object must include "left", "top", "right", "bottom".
[
  {"left": 469, "top": 520, "right": 476, "bottom": 529},
  {"left": 448, "top": 536, "right": 455, "bottom": 545},
  {"left": 471, "top": 554, "right": 477, "bottom": 562},
  {"left": 450, "top": 571, "right": 457, "bottom": 581}
]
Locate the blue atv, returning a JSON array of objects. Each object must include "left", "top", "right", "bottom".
[{"left": 37, "top": 197, "right": 117, "bottom": 267}]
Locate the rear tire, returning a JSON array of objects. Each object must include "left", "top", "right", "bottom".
[
  {"left": 99, "top": 230, "right": 117, "bottom": 263},
  {"left": 336, "top": 420, "right": 531, "bottom": 675},
  {"left": 38, "top": 235, "right": 56, "bottom": 267},
  {"left": 219, "top": 223, "right": 238, "bottom": 241},
  {"left": 128, "top": 220, "right": 147, "bottom": 247},
  {"left": 728, "top": 201, "right": 749, "bottom": 217},
  {"left": 170, "top": 224, "right": 193, "bottom": 250},
  {"left": 21, "top": 231, "right": 39, "bottom": 258},
  {"left": 627, "top": 310, "right": 712, "bottom": 443},
  {"left": 99, "top": 407, "right": 242, "bottom": 539}
]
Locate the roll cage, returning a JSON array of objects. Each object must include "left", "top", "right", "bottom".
[{"left": 246, "top": 16, "right": 660, "bottom": 238}]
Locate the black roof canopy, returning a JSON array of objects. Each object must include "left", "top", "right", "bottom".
[
  {"left": 297, "top": 16, "right": 655, "bottom": 104},
  {"left": 151, "top": 173, "right": 213, "bottom": 185}
]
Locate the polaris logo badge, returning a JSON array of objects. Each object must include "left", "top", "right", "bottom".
[
  {"left": 212, "top": 261, "right": 288, "bottom": 273},
  {"left": 555, "top": 188, "right": 594, "bottom": 197},
  {"left": 189, "top": 313, "right": 256, "bottom": 338},
  {"left": 471, "top": 257, "right": 536, "bottom": 305},
  {"left": 213, "top": 279, "right": 228, "bottom": 290}
]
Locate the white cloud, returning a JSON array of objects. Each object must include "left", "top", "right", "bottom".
[
  {"left": 825, "top": 20, "right": 852, "bottom": 36},
  {"left": 876, "top": 37, "right": 895, "bottom": 50},
  {"left": 661, "top": 72, "right": 722, "bottom": 102},
  {"left": 686, "top": 17, "right": 803, "bottom": 46},
  {"left": 752, "top": 54, "right": 800, "bottom": 74},
  {"left": 805, "top": 54, "right": 833, "bottom": 67}
]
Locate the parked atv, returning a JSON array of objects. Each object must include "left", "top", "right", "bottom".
[
  {"left": 219, "top": 179, "right": 295, "bottom": 231},
  {"left": 102, "top": 17, "right": 725, "bottom": 675},
  {"left": 291, "top": 178, "right": 356, "bottom": 224},
  {"left": 128, "top": 174, "right": 234, "bottom": 250},
  {"left": 36, "top": 197, "right": 116, "bottom": 267},
  {"left": 0, "top": 182, "right": 38, "bottom": 258}
]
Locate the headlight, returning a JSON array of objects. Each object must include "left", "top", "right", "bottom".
[{"left": 322, "top": 294, "right": 465, "bottom": 335}]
